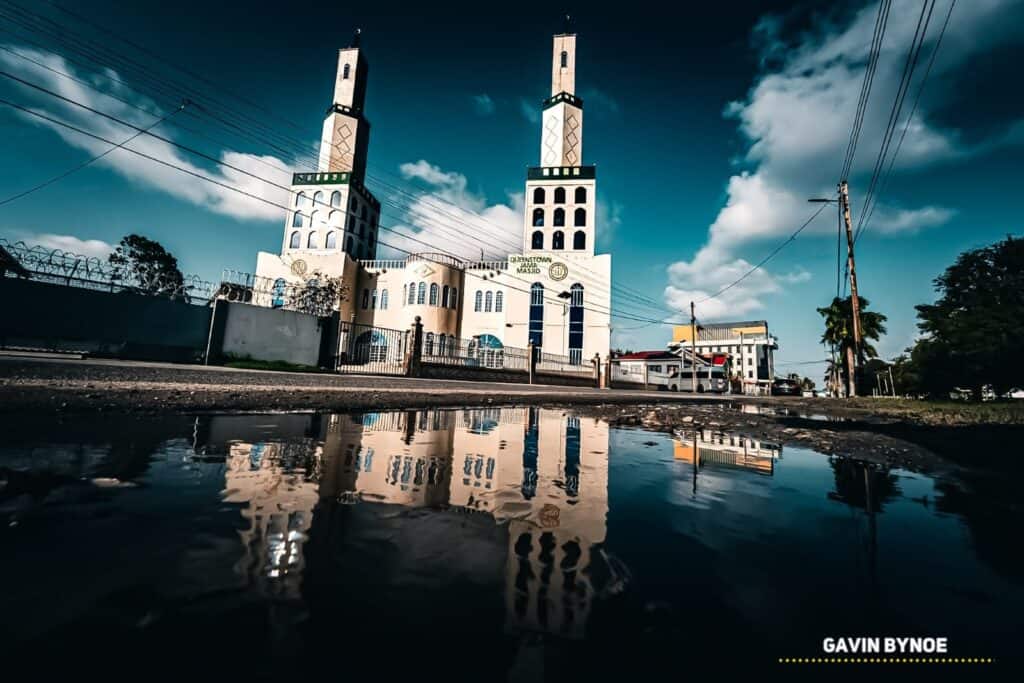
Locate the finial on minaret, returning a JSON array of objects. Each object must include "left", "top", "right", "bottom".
[
  {"left": 562, "top": 14, "right": 572, "bottom": 35},
  {"left": 351, "top": 28, "right": 361, "bottom": 48}
]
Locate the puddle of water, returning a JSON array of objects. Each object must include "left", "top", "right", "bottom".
[
  {"left": 736, "top": 402, "right": 849, "bottom": 421},
  {"left": 0, "top": 408, "right": 1020, "bottom": 674}
]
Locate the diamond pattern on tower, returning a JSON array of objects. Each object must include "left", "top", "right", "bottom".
[{"left": 543, "top": 115, "right": 560, "bottom": 166}]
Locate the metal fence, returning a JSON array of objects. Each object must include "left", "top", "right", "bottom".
[
  {"left": 335, "top": 321, "right": 409, "bottom": 375},
  {"left": 0, "top": 238, "right": 215, "bottom": 304},
  {"left": 219, "top": 269, "right": 345, "bottom": 317},
  {"left": 536, "top": 350, "right": 593, "bottom": 377},
  {"left": 422, "top": 333, "right": 531, "bottom": 372}
]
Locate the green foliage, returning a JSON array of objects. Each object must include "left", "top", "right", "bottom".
[
  {"left": 109, "top": 234, "right": 184, "bottom": 298},
  {"left": 817, "top": 295, "right": 887, "bottom": 391},
  {"left": 912, "top": 235, "right": 1023, "bottom": 396}
]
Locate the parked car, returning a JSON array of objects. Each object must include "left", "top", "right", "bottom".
[{"left": 771, "top": 378, "right": 802, "bottom": 396}]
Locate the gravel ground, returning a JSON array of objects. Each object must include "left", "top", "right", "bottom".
[{"left": 2, "top": 355, "right": 1018, "bottom": 473}]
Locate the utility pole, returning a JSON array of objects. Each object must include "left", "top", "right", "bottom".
[
  {"left": 839, "top": 180, "right": 862, "bottom": 398},
  {"left": 690, "top": 301, "right": 697, "bottom": 394}
]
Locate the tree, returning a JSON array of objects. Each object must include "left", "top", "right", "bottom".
[
  {"left": 291, "top": 272, "right": 350, "bottom": 316},
  {"left": 914, "top": 236, "right": 1023, "bottom": 397},
  {"left": 109, "top": 234, "right": 184, "bottom": 298},
  {"left": 817, "top": 295, "right": 887, "bottom": 397}
]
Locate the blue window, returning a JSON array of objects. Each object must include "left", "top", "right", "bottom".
[
  {"left": 292, "top": 211, "right": 304, "bottom": 228},
  {"left": 495, "top": 291, "right": 503, "bottom": 312},
  {"left": 288, "top": 231, "right": 300, "bottom": 249},
  {"left": 442, "top": 285, "right": 450, "bottom": 308},
  {"left": 531, "top": 231, "right": 543, "bottom": 249},
  {"left": 573, "top": 230, "right": 586, "bottom": 249},
  {"left": 485, "top": 291, "right": 493, "bottom": 312},
  {"left": 532, "top": 208, "right": 544, "bottom": 227},
  {"left": 474, "top": 290, "right": 482, "bottom": 312},
  {"left": 552, "top": 230, "right": 564, "bottom": 250},
  {"left": 553, "top": 208, "right": 565, "bottom": 226},
  {"left": 380, "top": 289, "right": 388, "bottom": 310},
  {"left": 569, "top": 283, "right": 583, "bottom": 364},
  {"left": 272, "top": 278, "right": 287, "bottom": 308},
  {"left": 529, "top": 283, "right": 544, "bottom": 349},
  {"left": 429, "top": 283, "right": 439, "bottom": 306},
  {"left": 417, "top": 282, "right": 426, "bottom": 304},
  {"left": 565, "top": 416, "right": 580, "bottom": 496}
]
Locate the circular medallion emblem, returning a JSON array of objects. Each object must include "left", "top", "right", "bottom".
[
  {"left": 290, "top": 259, "right": 308, "bottom": 276},
  {"left": 549, "top": 262, "right": 568, "bottom": 281}
]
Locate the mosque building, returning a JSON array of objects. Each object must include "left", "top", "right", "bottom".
[{"left": 251, "top": 25, "right": 611, "bottom": 365}]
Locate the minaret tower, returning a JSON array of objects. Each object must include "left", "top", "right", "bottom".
[
  {"left": 523, "top": 17, "right": 596, "bottom": 256},
  {"left": 281, "top": 30, "right": 380, "bottom": 261}
]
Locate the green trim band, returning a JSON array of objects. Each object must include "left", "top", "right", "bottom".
[
  {"left": 527, "top": 165, "right": 596, "bottom": 180},
  {"left": 542, "top": 91, "right": 583, "bottom": 110}
]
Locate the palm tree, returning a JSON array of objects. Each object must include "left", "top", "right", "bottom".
[{"left": 817, "top": 296, "right": 887, "bottom": 397}]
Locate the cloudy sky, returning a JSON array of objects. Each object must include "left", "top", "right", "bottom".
[{"left": 1, "top": 0, "right": 1021, "bottom": 371}]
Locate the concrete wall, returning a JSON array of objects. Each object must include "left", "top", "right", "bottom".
[{"left": 221, "top": 301, "right": 324, "bottom": 366}]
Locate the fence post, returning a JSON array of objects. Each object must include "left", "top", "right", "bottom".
[
  {"left": 527, "top": 341, "right": 536, "bottom": 385},
  {"left": 406, "top": 316, "right": 423, "bottom": 377},
  {"left": 592, "top": 353, "right": 601, "bottom": 388},
  {"left": 204, "top": 298, "right": 228, "bottom": 365}
]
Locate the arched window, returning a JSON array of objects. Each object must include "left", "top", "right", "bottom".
[
  {"left": 406, "top": 283, "right": 415, "bottom": 305},
  {"left": 295, "top": 191, "right": 307, "bottom": 207},
  {"left": 380, "top": 289, "right": 389, "bottom": 310},
  {"left": 309, "top": 210, "right": 319, "bottom": 229},
  {"left": 350, "top": 196, "right": 358, "bottom": 211},
  {"left": 529, "top": 283, "right": 544, "bottom": 348},
  {"left": 495, "top": 291, "right": 503, "bottom": 312},
  {"left": 313, "top": 190, "right": 323, "bottom": 207},
  {"left": 574, "top": 207, "right": 586, "bottom": 226},
  {"left": 575, "top": 187, "right": 586, "bottom": 203},
  {"left": 330, "top": 190, "right": 341, "bottom": 207},
  {"left": 438, "top": 334, "right": 447, "bottom": 356},
  {"left": 346, "top": 236, "right": 354, "bottom": 253},
  {"left": 289, "top": 231, "right": 300, "bottom": 249},
  {"left": 329, "top": 210, "right": 341, "bottom": 227},
  {"left": 532, "top": 208, "right": 544, "bottom": 227},
  {"left": 485, "top": 291, "right": 493, "bottom": 312},
  {"left": 552, "top": 231, "right": 565, "bottom": 250},
  {"left": 358, "top": 221, "right": 365, "bottom": 237},
  {"left": 573, "top": 230, "right": 586, "bottom": 250},
  {"left": 560, "top": 50, "right": 568, "bottom": 68},
  {"left": 531, "top": 231, "right": 544, "bottom": 249},
  {"left": 292, "top": 211, "right": 304, "bottom": 228},
  {"left": 361, "top": 205, "right": 367, "bottom": 219},
  {"left": 347, "top": 215, "right": 356, "bottom": 232},
  {"left": 429, "top": 283, "right": 439, "bottom": 305},
  {"left": 442, "top": 285, "right": 450, "bottom": 308},
  {"left": 272, "top": 278, "right": 287, "bottom": 308},
  {"left": 450, "top": 288, "right": 458, "bottom": 309},
  {"left": 343, "top": 63, "right": 351, "bottom": 79},
  {"left": 307, "top": 231, "right": 319, "bottom": 248},
  {"left": 417, "top": 282, "right": 426, "bottom": 304},
  {"left": 326, "top": 231, "right": 337, "bottom": 249},
  {"left": 474, "top": 290, "right": 483, "bottom": 312},
  {"left": 425, "top": 332, "right": 434, "bottom": 356},
  {"left": 553, "top": 208, "right": 565, "bottom": 226},
  {"left": 372, "top": 289, "right": 379, "bottom": 309},
  {"left": 569, "top": 284, "right": 584, "bottom": 365},
  {"left": 361, "top": 288, "right": 369, "bottom": 309},
  {"left": 554, "top": 187, "right": 566, "bottom": 204},
  {"left": 533, "top": 187, "right": 545, "bottom": 204}
]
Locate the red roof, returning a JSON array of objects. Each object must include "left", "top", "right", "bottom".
[{"left": 616, "top": 351, "right": 678, "bottom": 361}]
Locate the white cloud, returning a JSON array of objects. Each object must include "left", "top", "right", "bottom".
[
  {"left": 4, "top": 232, "right": 115, "bottom": 259},
  {"left": 0, "top": 44, "right": 291, "bottom": 222},
  {"left": 580, "top": 88, "right": 620, "bottom": 116},
  {"left": 471, "top": 93, "right": 495, "bottom": 116},
  {"left": 519, "top": 98, "right": 540, "bottom": 124},
  {"left": 387, "top": 160, "right": 522, "bottom": 261},
  {"left": 664, "top": 0, "right": 1020, "bottom": 319}
]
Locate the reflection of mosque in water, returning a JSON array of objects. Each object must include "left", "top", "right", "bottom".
[
  {"left": 673, "top": 427, "right": 781, "bottom": 476},
  {"left": 194, "top": 407, "right": 614, "bottom": 639}
]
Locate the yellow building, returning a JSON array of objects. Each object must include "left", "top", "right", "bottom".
[{"left": 671, "top": 319, "right": 777, "bottom": 394}]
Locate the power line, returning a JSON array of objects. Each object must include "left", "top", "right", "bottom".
[
  {"left": 0, "top": 99, "right": 187, "bottom": 206},
  {"left": 856, "top": 0, "right": 955, "bottom": 243},
  {"left": 855, "top": 0, "right": 936, "bottom": 242},
  {"left": 694, "top": 202, "right": 828, "bottom": 305},
  {"left": 841, "top": 0, "right": 892, "bottom": 180}
]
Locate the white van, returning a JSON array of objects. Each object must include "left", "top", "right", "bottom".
[{"left": 666, "top": 365, "right": 729, "bottom": 393}]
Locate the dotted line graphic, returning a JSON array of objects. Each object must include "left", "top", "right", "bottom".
[{"left": 778, "top": 657, "right": 994, "bottom": 664}]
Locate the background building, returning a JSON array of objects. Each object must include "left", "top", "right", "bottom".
[
  {"left": 671, "top": 320, "right": 777, "bottom": 393},
  {"left": 251, "top": 28, "right": 611, "bottom": 365}
]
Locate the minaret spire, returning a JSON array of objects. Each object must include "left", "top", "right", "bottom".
[{"left": 350, "top": 28, "right": 361, "bottom": 48}]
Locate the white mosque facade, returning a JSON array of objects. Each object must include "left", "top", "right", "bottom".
[{"left": 252, "top": 28, "right": 611, "bottom": 365}]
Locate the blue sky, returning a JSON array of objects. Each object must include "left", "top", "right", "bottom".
[{"left": 1, "top": 0, "right": 1021, "bottom": 374}]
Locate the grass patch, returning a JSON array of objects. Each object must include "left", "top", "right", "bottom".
[{"left": 844, "top": 398, "right": 1024, "bottom": 426}]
